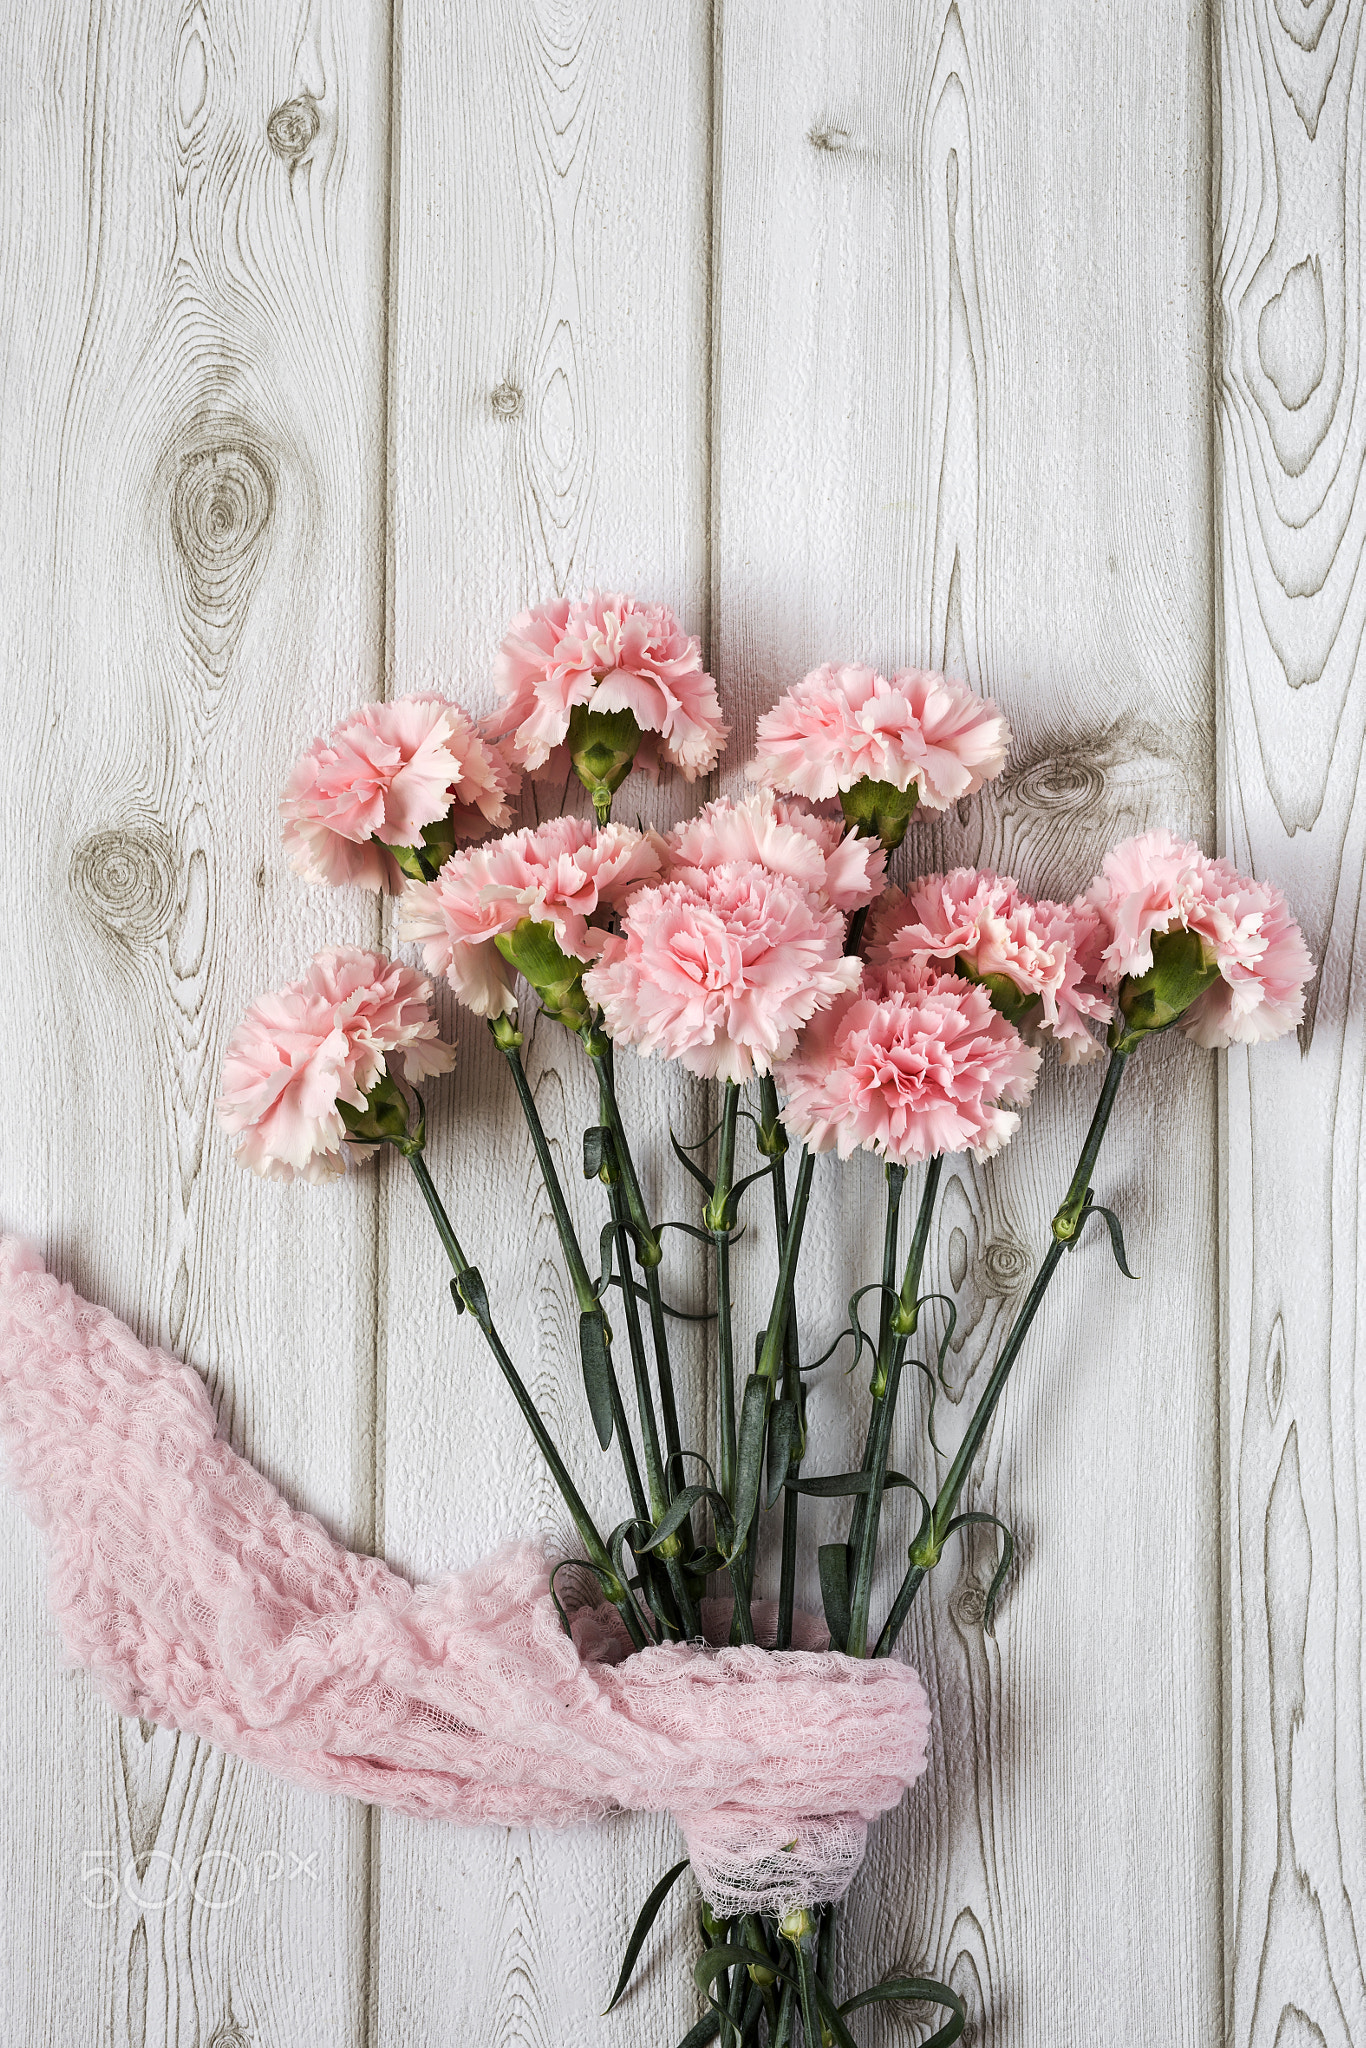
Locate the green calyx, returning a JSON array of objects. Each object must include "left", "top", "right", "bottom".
[
  {"left": 338, "top": 1070, "right": 420, "bottom": 1153},
  {"left": 839, "top": 775, "right": 920, "bottom": 851},
  {"left": 494, "top": 918, "right": 595, "bottom": 1031},
  {"left": 567, "top": 702, "right": 643, "bottom": 824},
  {"left": 1110, "top": 925, "right": 1224, "bottom": 1053},
  {"left": 388, "top": 810, "right": 458, "bottom": 884},
  {"left": 953, "top": 954, "right": 1043, "bottom": 1029}
]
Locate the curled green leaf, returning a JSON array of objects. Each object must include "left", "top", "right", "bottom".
[
  {"left": 1073, "top": 1199, "right": 1137, "bottom": 1278},
  {"left": 944, "top": 1509, "right": 1016, "bottom": 1629},
  {"left": 838, "top": 1972, "right": 966, "bottom": 2045},
  {"left": 603, "top": 1857, "right": 691, "bottom": 2013},
  {"left": 670, "top": 1126, "right": 718, "bottom": 1194},
  {"left": 645, "top": 1484, "right": 733, "bottom": 1552}
]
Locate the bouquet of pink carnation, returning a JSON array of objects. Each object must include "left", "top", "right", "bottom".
[
  {"left": 210, "top": 619, "right": 1312, "bottom": 2041},
  {"left": 1, "top": 601, "right": 1308, "bottom": 2048}
]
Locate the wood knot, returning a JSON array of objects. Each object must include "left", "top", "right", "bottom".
[
  {"left": 953, "top": 1577, "right": 989, "bottom": 1630},
  {"left": 982, "top": 1237, "right": 1029, "bottom": 1295},
  {"left": 266, "top": 93, "right": 319, "bottom": 164},
  {"left": 807, "top": 125, "right": 849, "bottom": 153},
  {"left": 490, "top": 381, "right": 523, "bottom": 419},
  {"left": 1005, "top": 749, "right": 1105, "bottom": 816},
  {"left": 170, "top": 438, "right": 275, "bottom": 622},
  {"left": 69, "top": 827, "right": 178, "bottom": 946}
]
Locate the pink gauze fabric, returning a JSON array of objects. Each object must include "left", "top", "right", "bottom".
[{"left": 0, "top": 1238, "right": 931, "bottom": 1915}]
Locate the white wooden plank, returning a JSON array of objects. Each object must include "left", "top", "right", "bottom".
[
  {"left": 381, "top": 4, "right": 714, "bottom": 2040},
  {"left": 713, "top": 3, "right": 1222, "bottom": 2040},
  {"left": 0, "top": 0, "right": 390, "bottom": 2038},
  {"left": 1216, "top": 1, "right": 1366, "bottom": 2041}
]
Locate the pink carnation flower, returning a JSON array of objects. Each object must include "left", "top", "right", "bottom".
[
  {"left": 217, "top": 948, "right": 455, "bottom": 1184},
  {"left": 1087, "top": 828, "right": 1314, "bottom": 1046},
  {"left": 778, "top": 964, "right": 1041, "bottom": 1164},
  {"left": 869, "top": 868, "right": 1112, "bottom": 1063},
  {"left": 582, "top": 862, "right": 861, "bottom": 1083},
  {"left": 399, "top": 815, "right": 664, "bottom": 1018},
  {"left": 665, "top": 790, "right": 886, "bottom": 917},
  {"left": 281, "top": 695, "right": 519, "bottom": 891},
  {"left": 491, "top": 591, "right": 727, "bottom": 778},
  {"left": 748, "top": 663, "right": 1010, "bottom": 809}
]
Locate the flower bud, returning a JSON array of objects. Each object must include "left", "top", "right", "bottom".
[
  {"left": 838, "top": 774, "right": 919, "bottom": 851},
  {"left": 778, "top": 1906, "right": 816, "bottom": 1943},
  {"left": 567, "top": 703, "right": 643, "bottom": 823},
  {"left": 1110, "top": 925, "right": 1223, "bottom": 1053},
  {"left": 700, "top": 1901, "right": 729, "bottom": 1943},
  {"left": 493, "top": 918, "right": 595, "bottom": 1032}
]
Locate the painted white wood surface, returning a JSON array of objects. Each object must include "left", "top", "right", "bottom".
[
  {"left": 713, "top": 8, "right": 1221, "bottom": 2042},
  {"left": 0, "top": 2, "right": 1353, "bottom": 2045},
  {"left": 1217, "top": 0, "right": 1366, "bottom": 2042},
  {"left": 0, "top": 0, "right": 391, "bottom": 2040}
]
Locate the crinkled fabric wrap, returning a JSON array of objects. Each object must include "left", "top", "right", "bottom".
[{"left": 0, "top": 1239, "right": 930, "bottom": 1915}]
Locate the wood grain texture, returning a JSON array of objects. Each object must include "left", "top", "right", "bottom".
[
  {"left": 713, "top": 2, "right": 1222, "bottom": 2041},
  {"left": 379, "top": 3, "right": 714, "bottom": 2041},
  {"left": 1216, "top": 0, "right": 1366, "bottom": 2041},
  {"left": 0, "top": 0, "right": 390, "bottom": 2039}
]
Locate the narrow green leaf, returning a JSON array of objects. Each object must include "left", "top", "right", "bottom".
[
  {"left": 673, "top": 2017, "right": 722, "bottom": 2048},
  {"left": 786, "top": 1467, "right": 921, "bottom": 1500},
  {"left": 944, "top": 1509, "right": 1016, "bottom": 1628},
  {"left": 765, "top": 1398, "right": 798, "bottom": 1509},
  {"left": 1082, "top": 1201, "right": 1137, "bottom": 1278},
  {"left": 579, "top": 1308, "right": 614, "bottom": 1449},
  {"left": 818, "top": 1543, "right": 851, "bottom": 1647},
  {"left": 730, "top": 1375, "right": 769, "bottom": 1549},
  {"left": 728, "top": 1162, "right": 775, "bottom": 1204},
  {"left": 803, "top": 1324, "right": 857, "bottom": 1371},
  {"left": 644, "top": 1484, "right": 732, "bottom": 1551},
  {"left": 838, "top": 1973, "right": 966, "bottom": 2045},
  {"left": 583, "top": 1125, "right": 611, "bottom": 1180},
  {"left": 670, "top": 1126, "right": 717, "bottom": 1194},
  {"left": 602, "top": 1857, "right": 690, "bottom": 2012},
  {"left": 693, "top": 1944, "right": 796, "bottom": 1998}
]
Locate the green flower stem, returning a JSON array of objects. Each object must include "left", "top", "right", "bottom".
[
  {"left": 754, "top": 1146, "right": 816, "bottom": 1390},
  {"left": 403, "top": 1150, "right": 648, "bottom": 1652},
  {"left": 492, "top": 1025, "right": 599, "bottom": 1313},
  {"left": 591, "top": 1042, "right": 696, "bottom": 1571},
  {"left": 492, "top": 1023, "right": 650, "bottom": 1527},
  {"left": 724, "top": 1137, "right": 816, "bottom": 1648},
  {"left": 875, "top": 1051, "right": 1135, "bottom": 1658},
  {"left": 606, "top": 1180, "right": 669, "bottom": 1523},
  {"left": 585, "top": 1039, "right": 661, "bottom": 1266},
  {"left": 845, "top": 1156, "right": 942, "bottom": 1658},
  {"left": 1051, "top": 1047, "right": 1129, "bottom": 1243},
  {"left": 758, "top": 1077, "right": 804, "bottom": 1655},
  {"left": 843, "top": 1164, "right": 907, "bottom": 1589},
  {"left": 607, "top": 1178, "right": 699, "bottom": 1640},
  {"left": 716, "top": 1230, "right": 738, "bottom": 1506},
  {"left": 872, "top": 1236, "right": 1066, "bottom": 1661},
  {"left": 406, "top": 1145, "right": 470, "bottom": 1274},
  {"left": 708, "top": 1083, "right": 743, "bottom": 1503}
]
